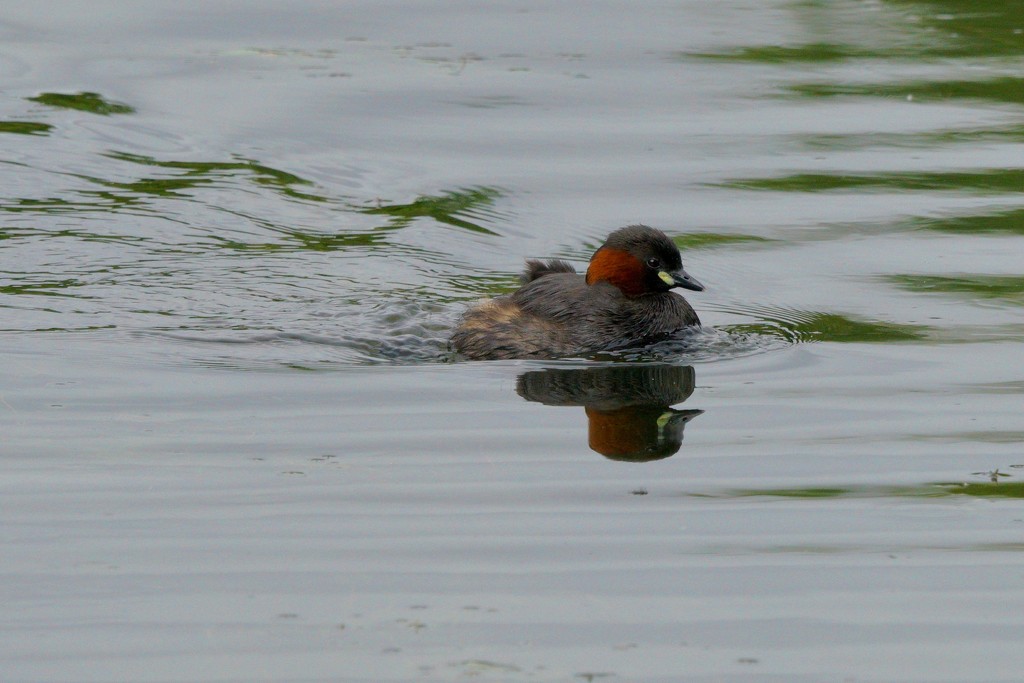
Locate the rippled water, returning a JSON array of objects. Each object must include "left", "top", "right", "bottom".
[{"left": 4, "top": 2, "right": 1024, "bottom": 682}]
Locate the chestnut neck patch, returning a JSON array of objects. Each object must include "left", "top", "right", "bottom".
[{"left": 586, "top": 247, "right": 648, "bottom": 296}]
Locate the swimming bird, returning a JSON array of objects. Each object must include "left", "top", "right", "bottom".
[{"left": 451, "top": 224, "right": 704, "bottom": 359}]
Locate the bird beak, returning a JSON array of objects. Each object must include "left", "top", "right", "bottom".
[{"left": 659, "top": 268, "right": 704, "bottom": 292}]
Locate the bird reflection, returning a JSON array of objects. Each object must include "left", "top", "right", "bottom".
[{"left": 516, "top": 364, "right": 702, "bottom": 462}]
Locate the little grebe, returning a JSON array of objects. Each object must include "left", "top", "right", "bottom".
[{"left": 451, "top": 225, "right": 704, "bottom": 359}]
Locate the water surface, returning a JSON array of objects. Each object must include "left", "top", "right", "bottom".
[{"left": 3, "top": 2, "right": 1024, "bottom": 681}]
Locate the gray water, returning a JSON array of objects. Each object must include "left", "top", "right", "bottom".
[{"left": 4, "top": 2, "right": 1024, "bottom": 681}]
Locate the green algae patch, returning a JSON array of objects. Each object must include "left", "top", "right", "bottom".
[
  {"left": 787, "top": 76, "right": 1024, "bottom": 107},
  {"left": 362, "top": 186, "right": 504, "bottom": 235},
  {"left": 722, "top": 309, "right": 928, "bottom": 344},
  {"left": 887, "top": 275, "right": 1024, "bottom": 305},
  {"left": 207, "top": 230, "right": 391, "bottom": 253},
  {"left": 0, "top": 279, "right": 85, "bottom": 297},
  {"left": 0, "top": 121, "right": 52, "bottom": 135},
  {"left": 28, "top": 91, "right": 135, "bottom": 115},
  {"left": 683, "top": 2, "right": 1024, "bottom": 65},
  {"left": 717, "top": 169, "right": 1024, "bottom": 195},
  {"left": 713, "top": 481, "right": 1024, "bottom": 500},
  {"left": 685, "top": 42, "right": 861, "bottom": 64},
  {"left": 673, "top": 233, "right": 773, "bottom": 251},
  {"left": 792, "top": 127, "right": 1024, "bottom": 152},
  {"left": 908, "top": 208, "right": 1024, "bottom": 236},
  {"left": 936, "top": 481, "right": 1024, "bottom": 498},
  {"left": 105, "top": 152, "right": 326, "bottom": 202}
]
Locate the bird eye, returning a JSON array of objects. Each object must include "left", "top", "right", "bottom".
[{"left": 646, "top": 257, "right": 660, "bottom": 269}]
